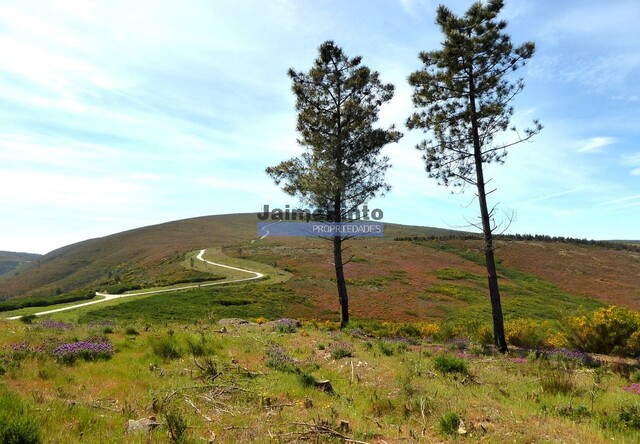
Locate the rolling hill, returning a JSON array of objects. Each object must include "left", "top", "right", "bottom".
[
  {"left": 0, "top": 251, "right": 41, "bottom": 278},
  {"left": 1, "top": 213, "right": 639, "bottom": 323},
  {"left": 0, "top": 214, "right": 466, "bottom": 300}
]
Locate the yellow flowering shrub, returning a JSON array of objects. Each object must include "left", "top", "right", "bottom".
[
  {"left": 475, "top": 324, "right": 494, "bottom": 345},
  {"left": 504, "top": 318, "right": 553, "bottom": 348},
  {"left": 544, "top": 332, "right": 569, "bottom": 349},
  {"left": 564, "top": 306, "right": 640, "bottom": 356},
  {"left": 419, "top": 323, "right": 440, "bottom": 338}
]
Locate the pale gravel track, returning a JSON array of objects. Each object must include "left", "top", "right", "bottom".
[{"left": 6, "top": 249, "right": 264, "bottom": 320}]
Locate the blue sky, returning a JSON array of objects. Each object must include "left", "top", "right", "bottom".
[{"left": 0, "top": 0, "right": 638, "bottom": 254}]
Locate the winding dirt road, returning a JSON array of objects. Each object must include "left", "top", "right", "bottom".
[{"left": 6, "top": 249, "right": 264, "bottom": 320}]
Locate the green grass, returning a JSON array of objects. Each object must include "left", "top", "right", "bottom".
[
  {"left": 2, "top": 319, "right": 640, "bottom": 443},
  {"left": 77, "top": 284, "right": 304, "bottom": 324},
  {"left": 0, "top": 290, "right": 96, "bottom": 312},
  {"left": 439, "top": 411, "right": 462, "bottom": 436},
  {"left": 344, "top": 270, "right": 408, "bottom": 287},
  {"left": 433, "top": 353, "right": 468, "bottom": 374},
  {"left": 0, "top": 385, "right": 42, "bottom": 443},
  {"left": 434, "top": 267, "right": 482, "bottom": 281},
  {"left": 419, "top": 242, "right": 605, "bottom": 327}
]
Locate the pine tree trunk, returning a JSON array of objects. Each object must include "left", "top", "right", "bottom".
[
  {"left": 474, "top": 180, "right": 508, "bottom": 353},
  {"left": 468, "top": 68, "right": 508, "bottom": 353},
  {"left": 333, "top": 235, "right": 349, "bottom": 328}
]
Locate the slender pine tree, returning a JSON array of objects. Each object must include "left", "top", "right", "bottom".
[
  {"left": 407, "top": 0, "right": 542, "bottom": 352},
  {"left": 267, "top": 41, "right": 402, "bottom": 327}
]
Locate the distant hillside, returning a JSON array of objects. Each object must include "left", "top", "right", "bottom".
[
  {"left": 1, "top": 214, "right": 638, "bottom": 320},
  {"left": 0, "top": 251, "right": 41, "bottom": 278},
  {"left": 0, "top": 214, "right": 255, "bottom": 300},
  {"left": 0, "top": 214, "right": 458, "bottom": 300}
]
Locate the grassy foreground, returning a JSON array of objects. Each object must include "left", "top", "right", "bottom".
[{"left": 2, "top": 318, "right": 640, "bottom": 443}]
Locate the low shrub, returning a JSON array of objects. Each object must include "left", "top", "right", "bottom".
[
  {"left": 612, "top": 404, "right": 640, "bottom": 430},
  {"left": 439, "top": 411, "right": 461, "bottom": 436},
  {"left": 475, "top": 324, "right": 494, "bottom": 345},
  {"left": 38, "top": 319, "right": 73, "bottom": 330},
  {"left": 419, "top": 323, "right": 440, "bottom": 338},
  {"left": 185, "top": 336, "right": 207, "bottom": 357},
  {"left": 433, "top": 353, "right": 468, "bottom": 374},
  {"left": 0, "top": 415, "right": 41, "bottom": 444},
  {"left": 348, "top": 321, "right": 422, "bottom": 339},
  {"left": 0, "top": 388, "right": 42, "bottom": 443},
  {"left": 377, "top": 340, "right": 395, "bottom": 356},
  {"left": 0, "top": 291, "right": 94, "bottom": 313},
  {"left": 274, "top": 318, "right": 299, "bottom": 333},
  {"left": 164, "top": 409, "right": 188, "bottom": 443},
  {"left": 557, "top": 404, "right": 590, "bottom": 419},
  {"left": 53, "top": 338, "right": 114, "bottom": 365},
  {"left": 564, "top": 306, "right": 640, "bottom": 357},
  {"left": 444, "top": 337, "right": 468, "bottom": 351},
  {"left": 537, "top": 358, "right": 575, "bottom": 395},
  {"left": 504, "top": 318, "right": 552, "bottom": 348},
  {"left": 330, "top": 342, "right": 354, "bottom": 360},
  {"left": 298, "top": 372, "right": 317, "bottom": 387},
  {"left": 369, "top": 397, "right": 395, "bottom": 417},
  {"left": 125, "top": 327, "right": 139, "bottom": 336},
  {"left": 265, "top": 344, "right": 298, "bottom": 373},
  {"left": 19, "top": 314, "right": 37, "bottom": 324},
  {"left": 151, "top": 335, "right": 183, "bottom": 361}
]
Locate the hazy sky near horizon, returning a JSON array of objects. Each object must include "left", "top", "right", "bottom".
[{"left": 1, "top": 0, "right": 639, "bottom": 254}]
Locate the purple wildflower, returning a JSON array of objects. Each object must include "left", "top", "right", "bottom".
[
  {"left": 38, "top": 319, "right": 73, "bottom": 330},
  {"left": 330, "top": 341, "right": 355, "bottom": 359},
  {"left": 390, "top": 336, "right": 415, "bottom": 345},
  {"left": 53, "top": 338, "right": 114, "bottom": 364},
  {"left": 545, "top": 348, "right": 594, "bottom": 366},
  {"left": 623, "top": 384, "right": 640, "bottom": 395},
  {"left": 444, "top": 337, "right": 468, "bottom": 351},
  {"left": 274, "top": 318, "right": 299, "bottom": 333},
  {"left": 9, "top": 341, "right": 31, "bottom": 353},
  {"left": 265, "top": 344, "right": 298, "bottom": 372},
  {"left": 34, "top": 336, "right": 61, "bottom": 354}
]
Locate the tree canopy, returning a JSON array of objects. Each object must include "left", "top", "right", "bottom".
[
  {"left": 267, "top": 41, "right": 402, "bottom": 219},
  {"left": 407, "top": 0, "right": 541, "bottom": 188}
]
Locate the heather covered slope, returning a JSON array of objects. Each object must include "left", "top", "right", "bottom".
[
  {"left": 222, "top": 237, "right": 640, "bottom": 324},
  {"left": 0, "top": 214, "right": 467, "bottom": 300},
  {"left": 0, "top": 214, "right": 257, "bottom": 299},
  {"left": 1, "top": 213, "right": 639, "bottom": 323}
]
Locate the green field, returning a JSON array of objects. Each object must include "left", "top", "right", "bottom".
[{"left": 2, "top": 318, "right": 640, "bottom": 443}]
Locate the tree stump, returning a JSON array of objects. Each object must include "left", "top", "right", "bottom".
[{"left": 314, "top": 379, "right": 335, "bottom": 395}]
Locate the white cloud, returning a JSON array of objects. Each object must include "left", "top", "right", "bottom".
[
  {"left": 622, "top": 153, "right": 640, "bottom": 175},
  {"left": 1, "top": 0, "right": 639, "bottom": 250},
  {"left": 623, "top": 153, "right": 640, "bottom": 165},
  {"left": 522, "top": 187, "right": 589, "bottom": 204},
  {"left": 594, "top": 194, "right": 640, "bottom": 208},
  {"left": 576, "top": 136, "right": 615, "bottom": 153},
  {"left": 537, "top": 1, "right": 640, "bottom": 48},
  {"left": 0, "top": 170, "right": 149, "bottom": 208}
]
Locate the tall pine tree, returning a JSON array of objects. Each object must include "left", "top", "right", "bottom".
[
  {"left": 407, "top": 0, "right": 541, "bottom": 352},
  {"left": 267, "top": 41, "right": 402, "bottom": 327}
]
